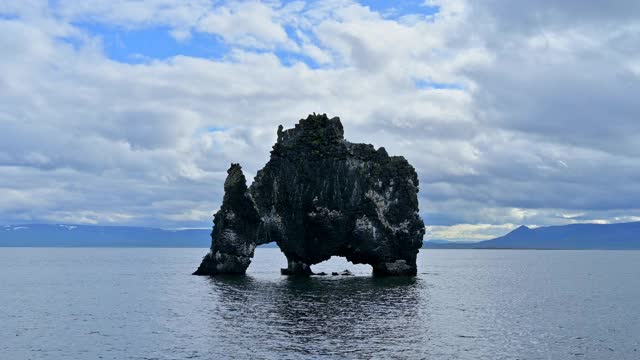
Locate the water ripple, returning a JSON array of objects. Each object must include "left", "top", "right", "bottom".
[{"left": 1, "top": 248, "right": 639, "bottom": 359}]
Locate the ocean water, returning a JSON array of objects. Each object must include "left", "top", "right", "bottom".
[{"left": 1, "top": 248, "right": 639, "bottom": 360}]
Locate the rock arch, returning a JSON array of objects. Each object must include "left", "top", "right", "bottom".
[{"left": 194, "top": 114, "right": 424, "bottom": 276}]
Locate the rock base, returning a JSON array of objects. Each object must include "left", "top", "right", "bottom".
[
  {"left": 193, "top": 251, "right": 252, "bottom": 276},
  {"left": 280, "top": 259, "right": 313, "bottom": 276}
]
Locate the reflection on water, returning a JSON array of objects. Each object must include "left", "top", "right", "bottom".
[
  {"left": 1, "top": 248, "right": 639, "bottom": 360},
  {"left": 205, "top": 275, "right": 427, "bottom": 359}
]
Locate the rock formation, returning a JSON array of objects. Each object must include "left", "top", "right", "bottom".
[
  {"left": 193, "top": 164, "right": 261, "bottom": 275},
  {"left": 194, "top": 114, "right": 425, "bottom": 276}
]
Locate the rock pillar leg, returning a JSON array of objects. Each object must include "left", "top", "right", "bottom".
[
  {"left": 193, "top": 246, "right": 255, "bottom": 275},
  {"left": 193, "top": 164, "right": 261, "bottom": 276}
]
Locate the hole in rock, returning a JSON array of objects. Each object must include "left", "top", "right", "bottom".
[
  {"left": 250, "top": 242, "right": 288, "bottom": 274},
  {"left": 248, "top": 243, "right": 372, "bottom": 276},
  {"left": 311, "top": 257, "right": 372, "bottom": 276}
]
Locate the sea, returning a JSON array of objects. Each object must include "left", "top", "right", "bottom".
[{"left": 1, "top": 248, "right": 639, "bottom": 360}]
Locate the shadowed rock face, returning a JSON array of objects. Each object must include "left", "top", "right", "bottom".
[
  {"left": 193, "top": 164, "right": 261, "bottom": 275},
  {"left": 194, "top": 114, "right": 425, "bottom": 276}
]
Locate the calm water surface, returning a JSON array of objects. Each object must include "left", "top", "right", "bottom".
[{"left": 1, "top": 248, "right": 639, "bottom": 359}]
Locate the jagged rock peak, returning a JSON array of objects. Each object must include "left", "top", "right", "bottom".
[
  {"left": 221, "top": 163, "right": 248, "bottom": 203},
  {"left": 276, "top": 113, "right": 344, "bottom": 145}
]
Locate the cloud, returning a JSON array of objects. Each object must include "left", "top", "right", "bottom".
[
  {"left": 196, "top": 1, "right": 289, "bottom": 48},
  {"left": 426, "top": 223, "right": 520, "bottom": 241},
  {"left": 1, "top": 0, "right": 640, "bottom": 239}
]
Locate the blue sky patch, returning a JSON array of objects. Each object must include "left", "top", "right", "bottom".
[
  {"left": 74, "top": 22, "right": 230, "bottom": 64},
  {"left": 359, "top": 0, "right": 440, "bottom": 19},
  {"left": 0, "top": 14, "right": 20, "bottom": 20},
  {"left": 61, "top": 1, "right": 440, "bottom": 66},
  {"left": 414, "top": 79, "right": 464, "bottom": 90}
]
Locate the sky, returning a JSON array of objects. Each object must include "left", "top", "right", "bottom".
[{"left": 1, "top": 0, "right": 640, "bottom": 241}]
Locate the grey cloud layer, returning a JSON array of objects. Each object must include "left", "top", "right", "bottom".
[{"left": 1, "top": 0, "right": 639, "bottom": 240}]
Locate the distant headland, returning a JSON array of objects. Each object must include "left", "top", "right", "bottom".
[{"left": 424, "top": 222, "right": 640, "bottom": 250}]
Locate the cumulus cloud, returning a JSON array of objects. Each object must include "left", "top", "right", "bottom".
[{"left": 1, "top": 0, "right": 639, "bottom": 239}]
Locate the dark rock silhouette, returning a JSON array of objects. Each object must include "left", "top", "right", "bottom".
[
  {"left": 193, "top": 164, "right": 261, "bottom": 275},
  {"left": 194, "top": 114, "right": 425, "bottom": 276}
]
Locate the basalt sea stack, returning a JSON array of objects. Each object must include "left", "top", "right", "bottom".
[{"left": 194, "top": 114, "right": 425, "bottom": 276}]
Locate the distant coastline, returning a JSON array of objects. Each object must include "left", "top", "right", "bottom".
[
  {"left": 424, "top": 222, "right": 640, "bottom": 250},
  {"left": 2, "top": 222, "right": 640, "bottom": 249},
  {"left": 0, "top": 224, "right": 211, "bottom": 248}
]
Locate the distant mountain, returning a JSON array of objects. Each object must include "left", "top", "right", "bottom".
[
  {"left": 0, "top": 224, "right": 211, "bottom": 247},
  {"left": 423, "top": 222, "right": 640, "bottom": 250}
]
